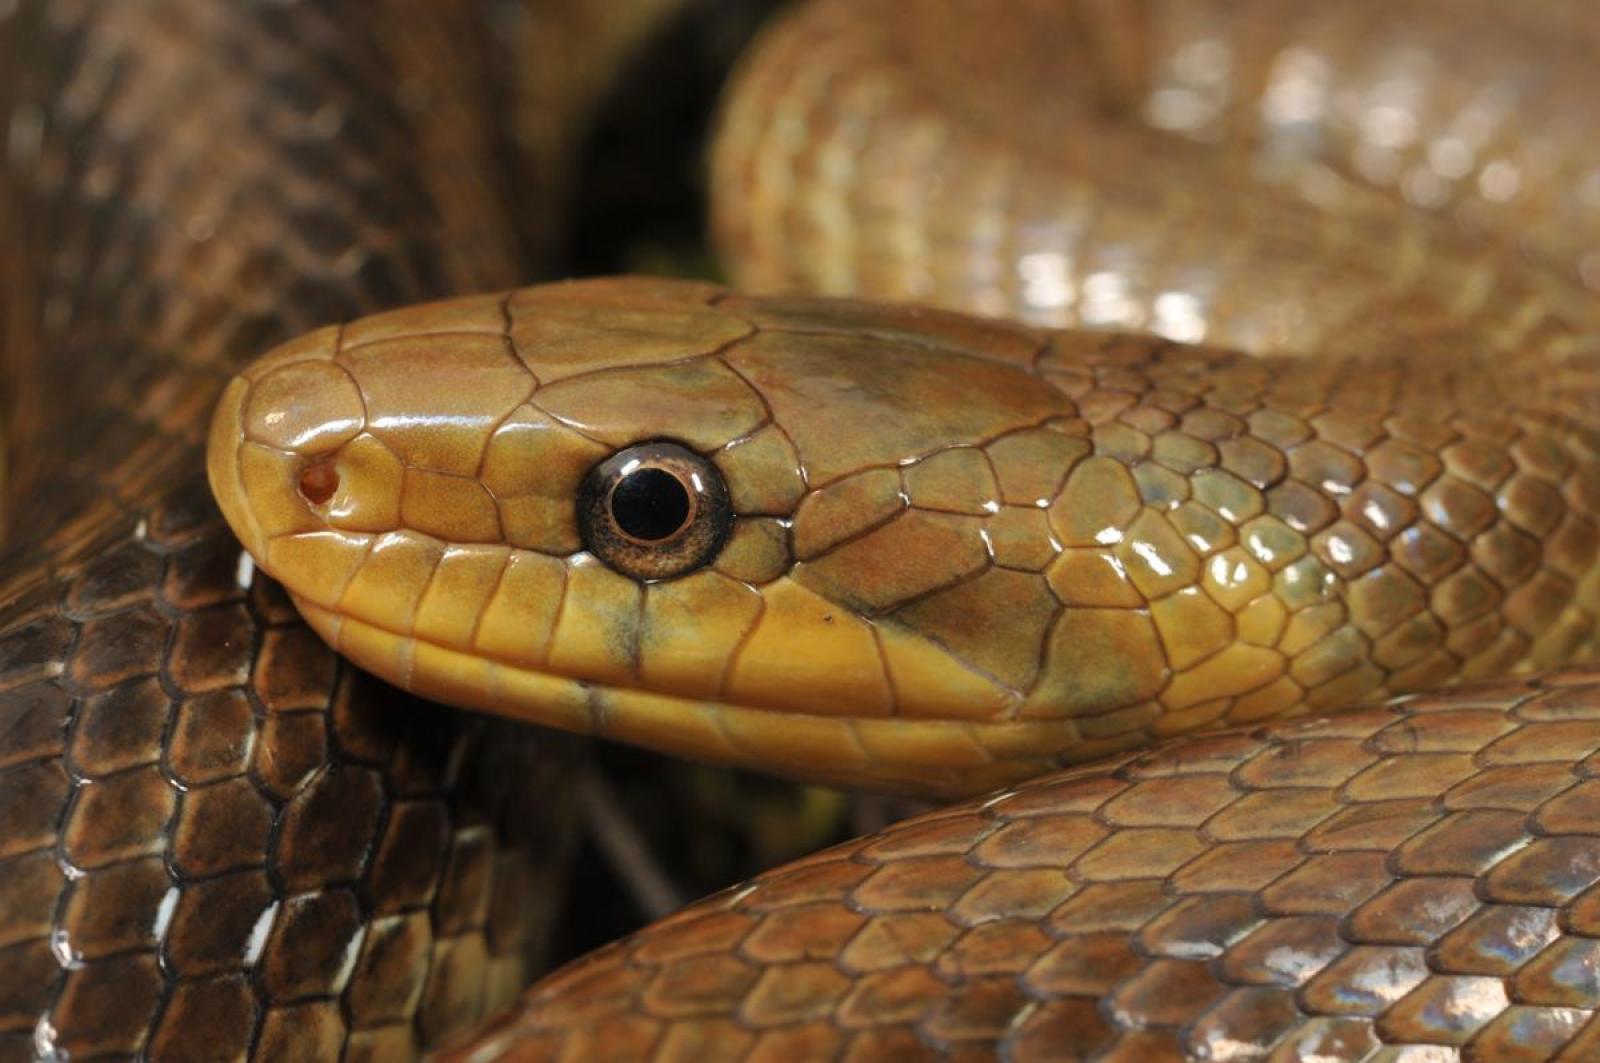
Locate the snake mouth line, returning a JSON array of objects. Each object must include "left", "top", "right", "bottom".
[{"left": 283, "top": 592, "right": 1110, "bottom": 798}]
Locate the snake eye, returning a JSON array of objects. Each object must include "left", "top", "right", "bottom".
[{"left": 579, "top": 442, "right": 732, "bottom": 580}]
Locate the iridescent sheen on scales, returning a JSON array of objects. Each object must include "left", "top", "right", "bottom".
[{"left": 210, "top": 277, "right": 1600, "bottom": 797}]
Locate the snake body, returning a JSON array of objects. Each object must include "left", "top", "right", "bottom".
[
  {"left": 0, "top": 3, "right": 585, "bottom": 1058},
  {"left": 8, "top": 0, "right": 1600, "bottom": 1060}
]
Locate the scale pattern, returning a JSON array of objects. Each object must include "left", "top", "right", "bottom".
[
  {"left": 0, "top": 2, "right": 578, "bottom": 1058},
  {"left": 453, "top": 670, "right": 1600, "bottom": 1060},
  {"left": 209, "top": 278, "right": 1600, "bottom": 796}
]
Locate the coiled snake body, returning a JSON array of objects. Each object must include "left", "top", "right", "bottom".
[{"left": 8, "top": 0, "right": 1600, "bottom": 1060}]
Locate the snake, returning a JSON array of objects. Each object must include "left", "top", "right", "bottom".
[{"left": 6, "top": 0, "right": 1600, "bottom": 1060}]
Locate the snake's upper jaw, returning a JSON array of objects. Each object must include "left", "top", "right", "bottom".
[{"left": 207, "top": 322, "right": 357, "bottom": 577}]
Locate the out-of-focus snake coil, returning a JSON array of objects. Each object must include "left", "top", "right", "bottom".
[{"left": 0, "top": 3, "right": 586, "bottom": 1059}]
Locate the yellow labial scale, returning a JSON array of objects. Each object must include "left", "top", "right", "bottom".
[
  {"left": 967, "top": 719, "right": 1082, "bottom": 764},
  {"left": 547, "top": 557, "right": 645, "bottom": 686},
  {"left": 718, "top": 709, "right": 872, "bottom": 780},
  {"left": 902, "top": 447, "right": 999, "bottom": 515},
  {"left": 851, "top": 716, "right": 997, "bottom": 770},
  {"left": 339, "top": 333, "right": 532, "bottom": 477},
  {"left": 1046, "top": 549, "right": 1143, "bottom": 608},
  {"left": 291, "top": 595, "right": 343, "bottom": 655},
  {"left": 989, "top": 724, "right": 1147, "bottom": 770},
  {"left": 713, "top": 519, "right": 791, "bottom": 584},
  {"left": 533, "top": 359, "right": 767, "bottom": 452},
  {"left": 639, "top": 572, "right": 763, "bottom": 699},
  {"left": 339, "top": 531, "right": 445, "bottom": 635},
  {"left": 239, "top": 443, "right": 320, "bottom": 538},
  {"left": 1115, "top": 509, "right": 1200, "bottom": 600},
  {"left": 402, "top": 468, "right": 503, "bottom": 543},
  {"left": 1202, "top": 547, "right": 1272, "bottom": 612},
  {"left": 341, "top": 292, "right": 508, "bottom": 348},
  {"left": 413, "top": 544, "right": 513, "bottom": 649},
  {"left": 1048, "top": 457, "right": 1142, "bottom": 547},
  {"left": 587, "top": 688, "right": 741, "bottom": 766},
  {"left": 875, "top": 623, "right": 1017, "bottom": 722},
  {"left": 487, "top": 658, "right": 595, "bottom": 736},
  {"left": 328, "top": 597, "right": 414, "bottom": 688},
  {"left": 1236, "top": 595, "right": 1289, "bottom": 648},
  {"left": 474, "top": 550, "right": 566, "bottom": 668},
  {"left": 409, "top": 638, "right": 498, "bottom": 710},
  {"left": 266, "top": 531, "right": 372, "bottom": 611},
  {"left": 1161, "top": 643, "right": 1286, "bottom": 710},
  {"left": 715, "top": 426, "right": 807, "bottom": 515},
  {"left": 239, "top": 324, "right": 341, "bottom": 381},
  {"left": 1024, "top": 608, "right": 1168, "bottom": 719},
  {"left": 725, "top": 579, "right": 893, "bottom": 717},
  {"left": 1228, "top": 676, "right": 1306, "bottom": 724},
  {"left": 985, "top": 429, "right": 1089, "bottom": 507},
  {"left": 243, "top": 359, "right": 365, "bottom": 454},
  {"left": 324, "top": 433, "right": 403, "bottom": 533},
  {"left": 1150, "top": 588, "right": 1233, "bottom": 671},
  {"left": 791, "top": 467, "right": 905, "bottom": 561},
  {"left": 508, "top": 283, "right": 751, "bottom": 384}
]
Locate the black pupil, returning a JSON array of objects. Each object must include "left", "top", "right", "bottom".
[{"left": 611, "top": 467, "right": 692, "bottom": 541}]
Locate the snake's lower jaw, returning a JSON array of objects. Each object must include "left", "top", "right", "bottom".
[{"left": 284, "top": 593, "right": 1081, "bottom": 798}]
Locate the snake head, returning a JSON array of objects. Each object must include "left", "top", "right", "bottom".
[
  {"left": 207, "top": 277, "right": 1079, "bottom": 793},
  {"left": 211, "top": 275, "right": 1444, "bottom": 795}
]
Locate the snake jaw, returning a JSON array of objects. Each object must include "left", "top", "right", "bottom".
[{"left": 287, "top": 588, "right": 1070, "bottom": 798}]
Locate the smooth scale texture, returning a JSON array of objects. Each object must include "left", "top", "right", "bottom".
[
  {"left": 199, "top": 0, "right": 1600, "bottom": 1059},
  {"left": 211, "top": 277, "right": 1600, "bottom": 797},
  {"left": 453, "top": 670, "right": 1600, "bottom": 1061}
]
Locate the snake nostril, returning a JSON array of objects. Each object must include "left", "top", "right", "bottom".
[{"left": 298, "top": 459, "right": 339, "bottom": 506}]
